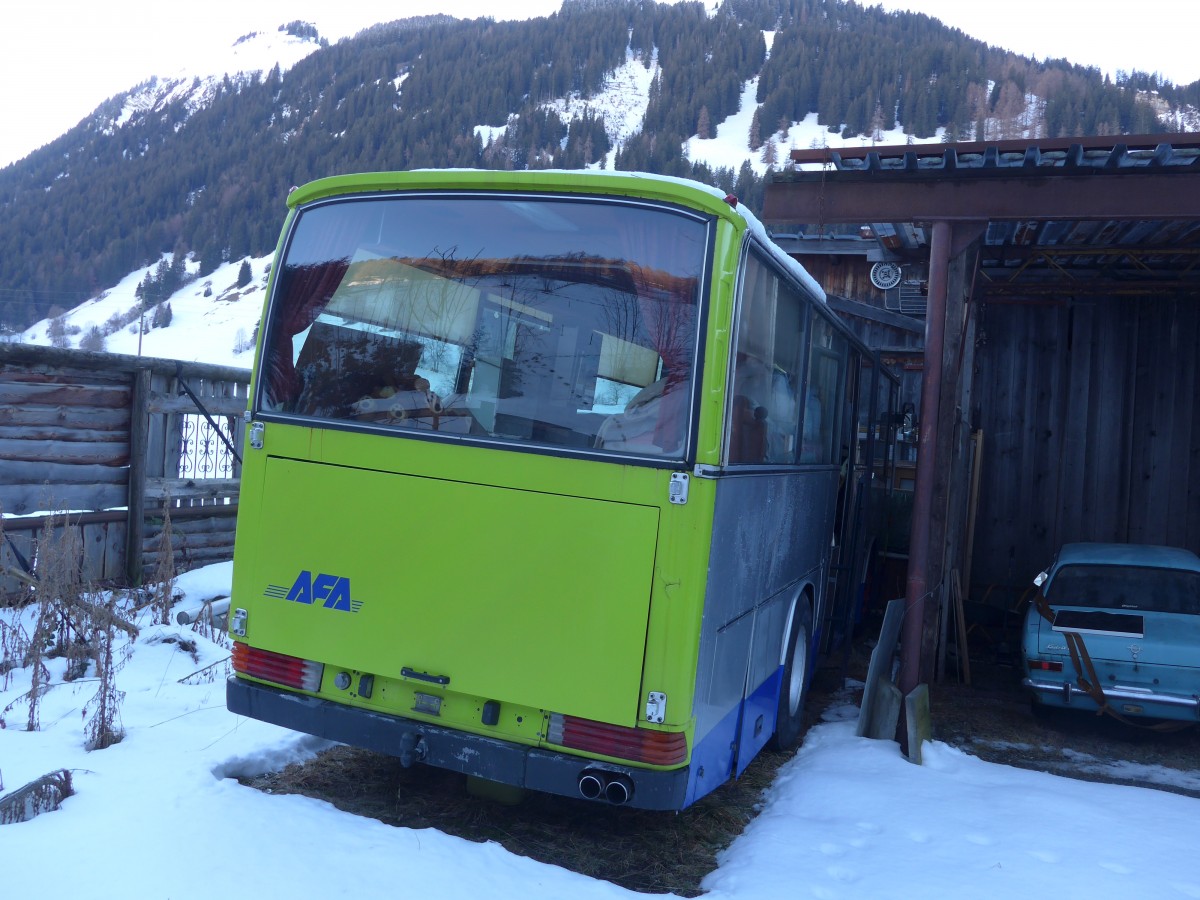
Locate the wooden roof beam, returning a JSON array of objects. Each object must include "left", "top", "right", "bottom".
[{"left": 762, "top": 173, "right": 1200, "bottom": 225}]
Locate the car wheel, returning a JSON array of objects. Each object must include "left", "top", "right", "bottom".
[{"left": 768, "top": 598, "right": 813, "bottom": 751}]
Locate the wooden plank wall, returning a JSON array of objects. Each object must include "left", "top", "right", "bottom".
[
  {"left": 802, "top": 255, "right": 889, "bottom": 303},
  {"left": 0, "top": 344, "right": 250, "bottom": 599},
  {"left": 970, "top": 296, "right": 1200, "bottom": 602},
  {"left": 0, "top": 361, "right": 132, "bottom": 515}
]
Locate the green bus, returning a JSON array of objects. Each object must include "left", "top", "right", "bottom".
[{"left": 226, "top": 170, "right": 896, "bottom": 810}]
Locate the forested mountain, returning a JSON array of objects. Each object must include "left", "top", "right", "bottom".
[{"left": 1, "top": 0, "right": 1197, "bottom": 333}]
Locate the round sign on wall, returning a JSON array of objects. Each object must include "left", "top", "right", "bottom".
[{"left": 870, "top": 261, "right": 902, "bottom": 290}]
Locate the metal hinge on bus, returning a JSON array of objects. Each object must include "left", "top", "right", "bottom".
[
  {"left": 668, "top": 472, "right": 689, "bottom": 505},
  {"left": 248, "top": 420, "right": 265, "bottom": 450},
  {"left": 646, "top": 691, "right": 667, "bottom": 724}
]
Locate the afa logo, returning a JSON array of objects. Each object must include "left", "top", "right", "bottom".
[{"left": 263, "top": 571, "right": 364, "bottom": 613}]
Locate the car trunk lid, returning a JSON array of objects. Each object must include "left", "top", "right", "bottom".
[{"left": 1038, "top": 608, "right": 1200, "bottom": 668}]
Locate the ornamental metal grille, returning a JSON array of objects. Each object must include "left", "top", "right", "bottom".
[{"left": 177, "top": 414, "right": 237, "bottom": 480}]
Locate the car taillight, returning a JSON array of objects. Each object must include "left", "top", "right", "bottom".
[
  {"left": 1027, "top": 659, "right": 1063, "bottom": 672},
  {"left": 232, "top": 642, "right": 324, "bottom": 692},
  {"left": 546, "top": 713, "right": 687, "bottom": 766}
]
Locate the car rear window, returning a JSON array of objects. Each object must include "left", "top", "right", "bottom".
[{"left": 1046, "top": 564, "right": 1200, "bottom": 614}]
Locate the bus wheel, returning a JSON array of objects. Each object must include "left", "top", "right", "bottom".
[{"left": 768, "top": 599, "right": 813, "bottom": 751}]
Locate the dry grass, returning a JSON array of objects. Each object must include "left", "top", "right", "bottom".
[
  {"left": 239, "top": 668, "right": 851, "bottom": 897},
  {"left": 0, "top": 510, "right": 139, "bottom": 746},
  {"left": 245, "top": 736, "right": 800, "bottom": 897}
]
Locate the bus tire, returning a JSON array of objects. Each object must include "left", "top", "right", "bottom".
[{"left": 768, "top": 598, "right": 813, "bottom": 751}]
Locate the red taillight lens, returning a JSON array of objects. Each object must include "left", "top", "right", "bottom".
[
  {"left": 1027, "top": 659, "right": 1063, "bottom": 672},
  {"left": 232, "top": 643, "right": 324, "bottom": 692},
  {"left": 547, "top": 713, "right": 687, "bottom": 766}
]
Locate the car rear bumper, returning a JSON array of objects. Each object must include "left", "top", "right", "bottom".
[
  {"left": 227, "top": 677, "right": 691, "bottom": 810},
  {"left": 1023, "top": 677, "right": 1200, "bottom": 719}
]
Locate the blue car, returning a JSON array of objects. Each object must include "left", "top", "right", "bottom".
[{"left": 1022, "top": 542, "right": 1200, "bottom": 722}]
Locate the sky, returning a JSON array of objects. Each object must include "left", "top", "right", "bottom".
[
  {"left": 3, "top": 559, "right": 1200, "bottom": 899},
  {"left": 2, "top": 0, "right": 1199, "bottom": 169}
]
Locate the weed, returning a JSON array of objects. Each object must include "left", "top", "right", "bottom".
[
  {"left": 0, "top": 769, "right": 74, "bottom": 825},
  {"left": 151, "top": 499, "right": 177, "bottom": 627},
  {"left": 177, "top": 656, "right": 231, "bottom": 686},
  {"left": 83, "top": 601, "right": 126, "bottom": 751},
  {"left": 185, "top": 597, "right": 230, "bottom": 647},
  {"left": 0, "top": 509, "right": 138, "bottom": 748},
  {"left": 24, "top": 592, "right": 53, "bottom": 732},
  {"left": 0, "top": 617, "right": 30, "bottom": 690}
]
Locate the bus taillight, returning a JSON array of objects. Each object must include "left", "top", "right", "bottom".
[
  {"left": 547, "top": 713, "right": 687, "bottom": 766},
  {"left": 232, "top": 642, "right": 324, "bottom": 693}
]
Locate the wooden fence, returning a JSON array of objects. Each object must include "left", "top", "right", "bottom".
[{"left": 0, "top": 343, "right": 250, "bottom": 600}]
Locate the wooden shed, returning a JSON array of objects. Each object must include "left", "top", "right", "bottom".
[{"left": 763, "top": 134, "right": 1200, "bottom": 689}]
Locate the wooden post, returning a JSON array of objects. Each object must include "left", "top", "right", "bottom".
[
  {"left": 857, "top": 598, "right": 905, "bottom": 739},
  {"left": 904, "top": 684, "right": 932, "bottom": 765},
  {"left": 962, "top": 431, "right": 984, "bottom": 604},
  {"left": 126, "top": 367, "right": 151, "bottom": 587},
  {"left": 953, "top": 570, "right": 971, "bottom": 685},
  {"left": 932, "top": 232, "right": 982, "bottom": 682},
  {"left": 902, "top": 221, "right": 951, "bottom": 704}
]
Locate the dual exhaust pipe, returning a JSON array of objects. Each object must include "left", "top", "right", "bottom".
[{"left": 577, "top": 770, "right": 634, "bottom": 805}]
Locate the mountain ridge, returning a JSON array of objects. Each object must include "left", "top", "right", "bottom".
[{"left": 2, "top": 0, "right": 1197, "bottom": 336}]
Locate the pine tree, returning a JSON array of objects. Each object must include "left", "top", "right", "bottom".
[
  {"left": 237, "top": 260, "right": 252, "bottom": 288},
  {"left": 761, "top": 139, "right": 777, "bottom": 166},
  {"left": 151, "top": 302, "right": 173, "bottom": 329},
  {"left": 749, "top": 107, "right": 763, "bottom": 150}
]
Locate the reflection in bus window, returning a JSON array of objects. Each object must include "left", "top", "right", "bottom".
[
  {"left": 728, "top": 251, "right": 807, "bottom": 464},
  {"left": 261, "top": 196, "right": 709, "bottom": 459},
  {"left": 803, "top": 315, "right": 848, "bottom": 464}
]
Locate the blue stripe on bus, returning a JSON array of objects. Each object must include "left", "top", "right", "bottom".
[
  {"left": 685, "top": 664, "right": 790, "bottom": 803},
  {"left": 686, "top": 703, "right": 741, "bottom": 806},
  {"left": 736, "top": 665, "right": 784, "bottom": 776}
]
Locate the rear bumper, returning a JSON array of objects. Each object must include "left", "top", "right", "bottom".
[
  {"left": 1023, "top": 677, "right": 1200, "bottom": 720},
  {"left": 227, "top": 677, "right": 691, "bottom": 810}
]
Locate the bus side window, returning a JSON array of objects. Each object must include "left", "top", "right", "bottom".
[
  {"left": 730, "top": 352, "right": 770, "bottom": 462},
  {"left": 802, "top": 316, "right": 848, "bottom": 464},
  {"left": 729, "top": 252, "right": 805, "bottom": 465}
]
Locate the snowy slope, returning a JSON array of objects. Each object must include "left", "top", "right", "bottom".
[
  {"left": 98, "top": 28, "right": 322, "bottom": 148},
  {"left": 13, "top": 25, "right": 935, "bottom": 364},
  {"left": 17, "top": 255, "right": 270, "bottom": 369},
  {"left": 14, "top": 23, "right": 1185, "bottom": 359}
]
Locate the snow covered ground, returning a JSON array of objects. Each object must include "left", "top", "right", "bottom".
[{"left": 2, "top": 562, "right": 1199, "bottom": 899}]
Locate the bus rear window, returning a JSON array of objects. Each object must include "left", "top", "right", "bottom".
[{"left": 260, "top": 194, "right": 708, "bottom": 459}]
